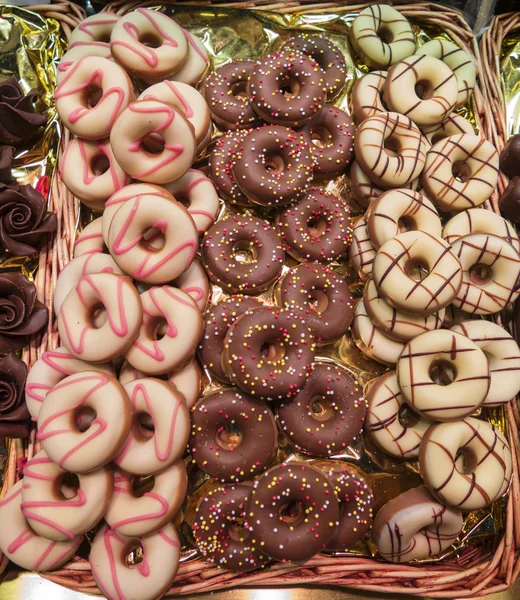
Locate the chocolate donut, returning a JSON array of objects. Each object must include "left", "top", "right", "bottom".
[
  {"left": 275, "top": 264, "right": 354, "bottom": 343},
  {"left": 204, "top": 61, "right": 262, "bottom": 131},
  {"left": 245, "top": 462, "right": 339, "bottom": 562},
  {"left": 283, "top": 34, "right": 347, "bottom": 97},
  {"left": 277, "top": 362, "right": 366, "bottom": 456},
  {"left": 199, "top": 296, "right": 263, "bottom": 382},
  {"left": 201, "top": 215, "right": 284, "bottom": 294},
  {"left": 277, "top": 188, "right": 352, "bottom": 263},
  {"left": 248, "top": 50, "right": 325, "bottom": 126},
  {"left": 301, "top": 106, "right": 356, "bottom": 179},
  {"left": 190, "top": 388, "right": 278, "bottom": 482},
  {"left": 193, "top": 483, "right": 270, "bottom": 572},
  {"left": 209, "top": 130, "right": 251, "bottom": 206},
  {"left": 232, "top": 126, "right": 314, "bottom": 207},
  {"left": 223, "top": 306, "right": 316, "bottom": 400}
]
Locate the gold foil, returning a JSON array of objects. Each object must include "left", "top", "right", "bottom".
[{"left": 501, "top": 32, "right": 520, "bottom": 136}]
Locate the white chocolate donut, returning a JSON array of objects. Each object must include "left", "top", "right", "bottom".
[
  {"left": 90, "top": 523, "right": 180, "bottom": 600},
  {"left": 0, "top": 481, "right": 83, "bottom": 571},
  {"left": 55, "top": 56, "right": 134, "bottom": 140},
  {"left": 351, "top": 71, "right": 388, "bottom": 124},
  {"left": 114, "top": 378, "right": 190, "bottom": 475},
  {"left": 74, "top": 218, "right": 106, "bottom": 257},
  {"left": 421, "top": 134, "right": 499, "bottom": 211},
  {"left": 350, "top": 5, "right": 416, "bottom": 69},
  {"left": 417, "top": 40, "right": 476, "bottom": 108},
  {"left": 451, "top": 233, "right": 520, "bottom": 315},
  {"left": 365, "top": 372, "right": 433, "bottom": 458},
  {"left": 21, "top": 450, "right": 113, "bottom": 541},
  {"left": 173, "top": 257, "right": 210, "bottom": 311},
  {"left": 58, "top": 273, "right": 143, "bottom": 362},
  {"left": 348, "top": 217, "right": 376, "bottom": 280},
  {"left": 57, "top": 43, "right": 113, "bottom": 84},
  {"left": 349, "top": 160, "right": 418, "bottom": 208},
  {"left": 69, "top": 13, "right": 121, "bottom": 44},
  {"left": 352, "top": 300, "right": 405, "bottom": 366},
  {"left": 110, "top": 100, "right": 196, "bottom": 184},
  {"left": 495, "top": 429, "right": 513, "bottom": 500},
  {"left": 105, "top": 461, "right": 186, "bottom": 537},
  {"left": 441, "top": 303, "right": 474, "bottom": 329},
  {"left": 451, "top": 320, "right": 520, "bottom": 406},
  {"left": 124, "top": 286, "right": 203, "bottom": 376},
  {"left": 420, "top": 113, "right": 474, "bottom": 145},
  {"left": 442, "top": 208, "right": 520, "bottom": 253},
  {"left": 397, "top": 329, "right": 490, "bottom": 421},
  {"left": 163, "top": 169, "right": 220, "bottom": 234},
  {"left": 354, "top": 112, "right": 427, "bottom": 188},
  {"left": 364, "top": 279, "right": 444, "bottom": 342},
  {"left": 37, "top": 371, "right": 132, "bottom": 473},
  {"left": 107, "top": 193, "right": 198, "bottom": 284},
  {"left": 59, "top": 138, "right": 129, "bottom": 211},
  {"left": 169, "top": 30, "right": 209, "bottom": 86},
  {"left": 366, "top": 189, "right": 442, "bottom": 250},
  {"left": 25, "top": 346, "right": 114, "bottom": 421},
  {"left": 420, "top": 417, "right": 512, "bottom": 509},
  {"left": 383, "top": 55, "right": 458, "bottom": 127},
  {"left": 110, "top": 8, "right": 188, "bottom": 81},
  {"left": 372, "top": 486, "right": 463, "bottom": 562}
]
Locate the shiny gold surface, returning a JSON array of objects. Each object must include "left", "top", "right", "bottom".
[{"left": 502, "top": 32, "right": 520, "bottom": 136}]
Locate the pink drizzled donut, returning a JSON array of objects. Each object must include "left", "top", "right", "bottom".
[
  {"left": 169, "top": 29, "right": 209, "bottom": 86},
  {"left": 69, "top": 13, "right": 121, "bottom": 44},
  {"left": 173, "top": 257, "right": 210, "bottom": 311},
  {"left": 74, "top": 218, "right": 106, "bottom": 257},
  {"left": 57, "top": 43, "right": 114, "bottom": 84}
]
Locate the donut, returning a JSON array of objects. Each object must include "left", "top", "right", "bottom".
[
  {"left": 74, "top": 218, "right": 106, "bottom": 257},
  {"left": 57, "top": 43, "right": 114, "bottom": 84},
  {"left": 193, "top": 482, "right": 270, "bottom": 572},
  {"left": 232, "top": 125, "right": 314, "bottom": 206},
  {"left": 366, "top": 189, "right": 442, "bottom": 250},
  {"left": 247, "top": 50, "right": 325, "bottom": 126},
  {"left": 223, "top": 306, "right": 316, "bottom": 400},
  {"left": 105, "top": 461, "right": 187, "bottom": 537},
  {"left": 301, "top": 105, "right": 355, "bottom": 178},
  {"left": 139, "top": 80, "right": 211, "bottom": 154},
  {"left": 352, "top": 300, "right": 405, "bottom": 366},
  {"left": 315, "top": 461, "right": 374, "bottom": 551},
  {"left": 397, "top": 329, "right": 490, "bottom": 421},
  {"left": 90, "top": 523, "right": 180, "bottom": 600},
  {"left": 277, "top": 187, "right": 352, "bottom": 263},
  {"left": 276, "top": 362, "right": 366, "bottom": 456},
  {"left": 106, "top": 192, "right": 198, "bottom": 284},
  {"left": 416, "top": 40, "right": 476, "bottom": 108},
  {"left": 173, "top": 257, "right": 210, "bottom": 311},
  {"left": 451, "top": 320, "right": 520, "bottom": 407},
  {"left": 348, "top": 217, "right": 376, "bottom": 280},
  {"left": 190, "top": 388, "right": 278, "bottom": 481},
  {"left": 69, "top": 13, "right": 120, "bottom": 45},
  {"left": 21, "top": 449, "right": 113, "bottom": 541},
  {"left": 109, "top": 100, "right": 196, "bottom": 184},
  {"left": 364, "top": 279, "right": 445, "bottom": 342},
  {"left": 420, "top": 417, "right": 512, "bottom": 509},
  {"left": 55, "top": 56, "right": 134, "bottom": 140},
  {"left": 169, "top": 29, "right": 209, "bottom": 86},
  {"left": 0, "top": 481, "right": 83, "bottom": 571},
  {"left": 372, "top": 486, "right": 463, "bottom": 562},
  {"left": 198, "top": 296, "right": 263, "bottom": 382},
  {"left": 383, "top": 55, "right": 458, "bottom": 127},
  {"left": 110, "top": 8, "right": 187, "bottom": 81},
  {"left": 245, "top": 462, "right": 339, "bottom": 562},
  {"left": 365, "top": 371, "right": 433, "bottom": 458},
  {"left": 37, "top": 371, "right": 132, "bottom": 473},
  {"left": 283, "top": 34, "right": 346, "bottom": 96},
  {"left": 495, "top": 428, "right": 514, "bottom": 500},
  {"left": 124, "top": 286, "right": 203, "bottom": 376},
  {"left": 162, "top": 169, "right": 220, "bottom": 234},
  {"left": 350, "top": 5, "right": 416, "bottom": 69},
  {"left": 201, "top": 215, "right": 284, "bottom": 294},
  {"left": 58, "top": 273, "right": 143, "bottom": 362},
  {"left": 421, "top": 134, "right": 499, "bottom": 211},
  {"left": 354, "top": 112, "right": 427, "bottom": 188},
  {"left": 204, "top": 61, "right": 262, "bottom": 131},
  {"left": 114, "top": 378, "right": 190, "bottom": 475},
  {"left": 420, "top": 113, "right": 474, "bottom": 145},
  {"left": 451, "top": 233, "right": 520, "bottom": 314},
  {"left": 372, "top": 231, "right": 462, "bottom": 315},
  {"left": 25, "top": 346, "right": 114, "bottom": 421},
  {"left": 209, "top": 130, "right": 251, "bottom": 205},
  {"left": 275, "top": 263, "right": 354, "bottom": 343},
  {"left": 442, "top": 209, "right": 520, "bottom": 253},
  {"left": 351, "top": 71, "right": 388, "bottom": 124}
]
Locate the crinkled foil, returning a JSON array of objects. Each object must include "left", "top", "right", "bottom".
[{"left": 501, "top": 32, "right": 520, "bottom": 136}]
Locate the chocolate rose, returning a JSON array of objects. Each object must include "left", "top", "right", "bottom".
[
  {"left": 0, "top": 78, "right": 47, "bottom": 145},
  {"left": 0, "top": 146, "right": 15, "bottom": 184},
  {"left": 0, "top": 272, "right": 48, "bottom": 353},
  {"left": 0, "top": 353, "right": 29, "bottom": 439}
]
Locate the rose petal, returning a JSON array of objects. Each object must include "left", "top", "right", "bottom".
[
  {"left": 0, "top": 419, "right": 30, "bottom": 439},
  {"left": 7, "top": 299, "right": 48, "bottom": 336},
  {"left": 0, "top": 334, "right": 27, "bottom": 354},
  {"left": 0, "top": 295, "right": 24, "bottom": 330},
  {"left": 0, "top": 145, "right": 15, "bottom": 183}
]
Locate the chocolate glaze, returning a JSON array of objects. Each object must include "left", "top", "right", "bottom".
[
  {"left": 0, "top": 353, "right": 29, "bottom": 439},
  {"left": 499, "top": 134, "right": 520, "bottom": 179},
  {"left": 0, "top": 78, "right": 46, "bottom": 145},
  {"left": 208, "top": 130, "right": 251, "bottom": 205},
  {"left": 499, "top": 177, "right": 520, "bottom": 224}
]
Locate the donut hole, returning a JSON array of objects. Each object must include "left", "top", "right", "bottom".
[
  {"left": 404, "top": 258, "right": 430, "bottom": 282},
  {"left": 378, "top": 25, "right": 395, "bottom": 44},
  {"left": 307, "top": 214, "right": 329, "bottom": 238},
  {"left": 431, "top": 132, "right": 447, "bottom": 145},
  {"left": 125, "top": 541, "right": 145, "bottom": 568},
  {"left": 308, "top": 289, "right": 329, "bottom": 313},
  {"left": 84, "top": 84, "right": 103, "bottom": 109},
  {"left": 452, "top": 160, "right": 472, "bottom": 183},
  {"left": 91, "top": 306, "right": 108, "bottom": 329},
  {"left": 309, "top": 126, "right": 333, "bottom": 149},
  {"left": 397, "top": 216, "right": 415, "bottom": 233},
  {"left": 260, "top": 341, "right": 285, "bottom": 364},
  {"left": 91, "top": 154, "right": 110, "bottom": 176},
  {"left": 96, "top": 32, "right": 111, "bottom": 44},
  {"left": 230, "top": 81, "right": 248, "bottom": 101},
  {"left": 139, "top": 32, "right": 162, "bottom": 49},
  {"left": 383, "top": 135, "right": 401, "bottom": 157},
  {"left": 141, "top": 227, "right": 166, "bottom": 252},
  {"left": 173, "top": 192, "right": 190, "bottom": 209},
  {"left": 414, "top": 80, "right": 434, "bottom": 100},
  {"left": 151, "top": 318, "right": 168, "bottom": 342},
  {"left": 309, "top": 396, "right": 334, "bottom": 422},
  {"left": 429, "top": 359, "right": 457, "bottom": 386},
  {"left": 228, "top": 518, "right": 250, "bottom": 542},
  {"left": 58, "top": 472, "right": 80, "bottom": 500},
  {"left": 141, "top": 133, "right": 165, "bottom": 155},
  {"left": 278, "top": 500, "right": 304, "bottom": 525},
  {"left": 232, "top": 240, "right": 257, "bottom": 264},
  {"left": 131, "top": 475, "right": 155, "bottom": 498},
  {"left": 469, "top": 263, "right": 493, "bottom": 285},
  {"left": 215, "top": 422, "right": 243, "bottom": 450},
  {"left": 263, "top": 154, "right": 285, "bottom": 174},
  {"left": 278, "top": 77, "right": 301, "bottom": 99},
  {"left": 455, "top": 447, "right": 478, "bottom": 474},
  {"left": 75, "top": 406, "right": 97, "bottom": 432},
  {"left": 398, "top": 403, "right": 421, "bottom": 428},
  {"left": 136, "top": 412, "right": 155, "bottom": 439}
]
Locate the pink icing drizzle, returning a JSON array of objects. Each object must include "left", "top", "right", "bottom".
[
  {"left": 180, "top": 285, "right": 204, "bottom": 302},
  {"left": 110, "top": 488, "right": 169, "bottom": 529},
  {"left": 78, "top": 17, "right": 120, "bottom": 40},
  {"left": 182, "top": 29, "right": 209, "bottom": 63},
  {"left": 104, "top": 527, "right": 128, "bottom": 599},
  {"left": 97, "top": 141, "right": 128, "bottom": 191},
  {"left": 158, "top": 529, "right": 180, "bottom": 547},
  {"left": 164, "top": 81, "right": 194, "bottom": 118},
  {"left": 8, "top": 529, "right": 35, "bottom": 554}
]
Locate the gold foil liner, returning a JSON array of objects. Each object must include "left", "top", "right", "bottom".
[{"left": 500, "top": 30, "right": 520, "bottom": 136}]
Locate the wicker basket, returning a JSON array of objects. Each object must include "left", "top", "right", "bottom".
[{"left": 2, "top": 1, "right": 519, "bottom": 597}]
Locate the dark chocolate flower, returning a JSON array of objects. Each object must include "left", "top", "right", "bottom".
[
  {"left": 0, "top": 353, "right": 29, "bottom": 439},
  {"left": 0, "top": 78, "right": 47, "bottom": 145},
  {"left": 0, "top": 272, "right": 48, "bottom": 353},
  {"left": 0, "top": 146, "right": 15, "bottom": 184}
]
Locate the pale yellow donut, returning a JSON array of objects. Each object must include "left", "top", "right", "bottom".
[
  {"left": 168, "top": 30, "right": 210, "bottom": 86},
  {"left": 57, "top": 43, "right": 113, "bottom": 83},
  {"left": 420, "top": 113, "right": 474, "bottom": 145},
  {"left": 349, "top": 160, "right": 418, "bottom": 208},
  {"left": 348, "top": 217, "right": 376, "bottom": 280},
  {"left": 69, "top": 13, "right": 121, "bottom": 45},
  {"left": 351, "top": 71, "right": 388, "bottom": 124},
  {"left": 73, "top": 218, "right": 106, "bottom": 257}
]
